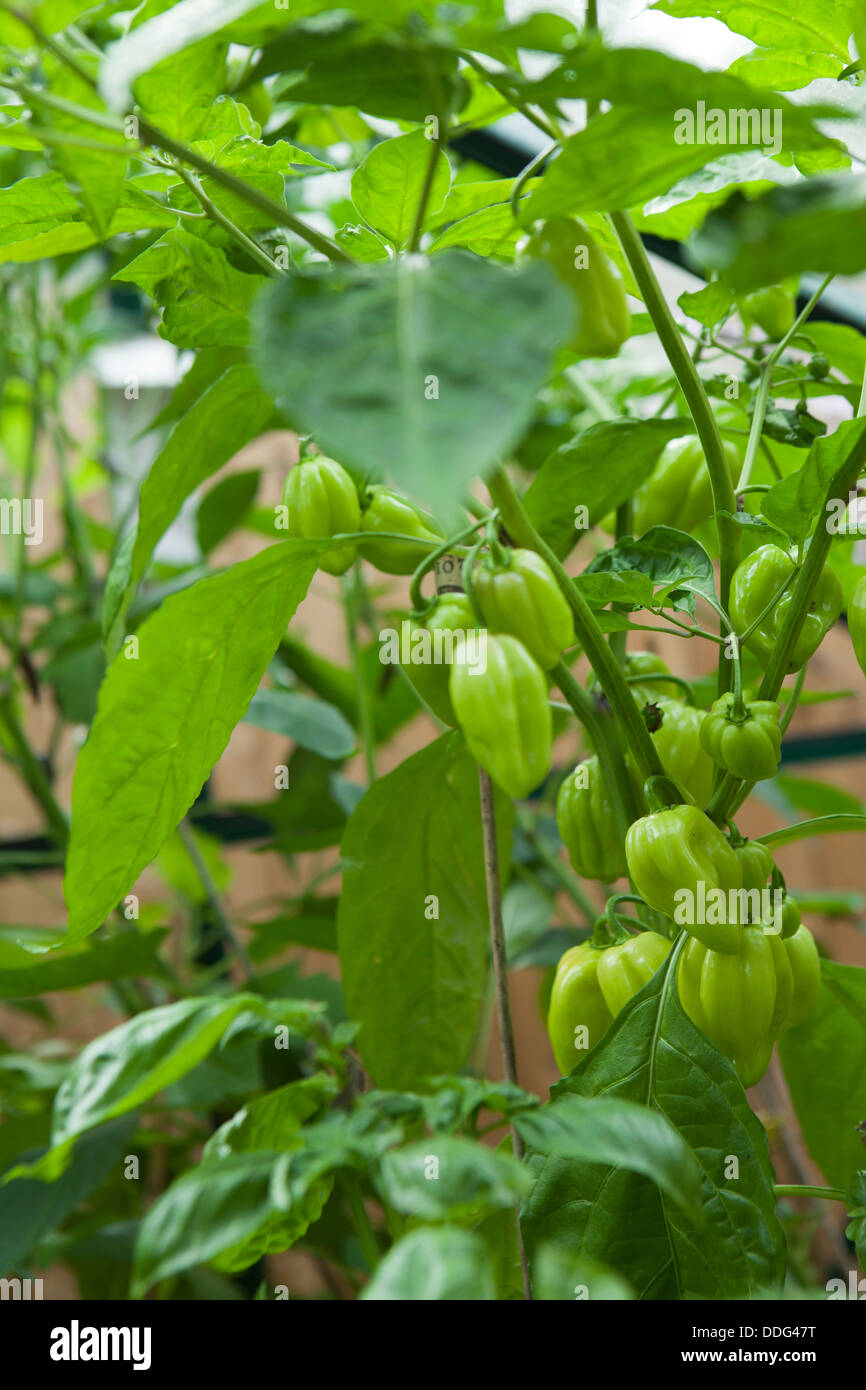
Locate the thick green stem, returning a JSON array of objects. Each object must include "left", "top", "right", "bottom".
[
  {"left": 174, "top": 165, "right": 285, "bottom": 278},
  {"left": 487, "top": 465, "right": 665, "bottom": 784},
  {"left": 609, "top": 212, "right": 739, "bottom": 682}
]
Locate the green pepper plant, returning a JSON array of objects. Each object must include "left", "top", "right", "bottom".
[{"left": 0, "top": 0, "right": 866, "bottom": 1309}]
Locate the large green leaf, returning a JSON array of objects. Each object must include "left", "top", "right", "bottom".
[
  {"left": 520, "top": 954, "right": 786, "bottom": 1299},
  {"left": 650, "top": 0, "right": 855, "bottom": 60},
  {"left": 243, "top": 689, "right": 356, "bottom": 760},
  {"left": 762, "top": 416, "right": 866, "bottom": 541},
  {"left": 65, "top": 541, "right": 320, "bottom": 941},
  {"left": 524, "top": 418, "right": 692, "bottom": 557},
  {"left": 0, "top": 928, "right": 167, "bottom": 998},
  {"left": 779, "top": 960, "right": 866, "bottom": 1189},
  {"left": 515, "top": 1094, "right": 704, "bottom": 1223},
  {"left": 692, "top": 174, "right": 866, "bottom": 290},
  {"left": 337, "top": 733, "right": 512, "bottom": 1089},
  {"left": 360, "top": 1227, "right": 497, "bottom": 1300},
  {"left": 251, "top": 252, "right": 572, "bottom": 514},
  {"left": 351, "top": 130, "right": 451, "bottom": 249},
  {"left": 114, "top": 227, "right": 264, "bottom": 346}
]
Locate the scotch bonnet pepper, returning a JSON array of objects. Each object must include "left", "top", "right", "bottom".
[
  {"left": 729, "top": 544, "right": 843, "bottom": 673},
  {"left": 632, "top": 435, "right": 740, "bottom": 536},
  {"left": 625, "top": 804, "right": 744, "bottom": 954},
  {"left": 556, "top": 755, "right": 628, "bottom": 883},
  {"left": 647, "top": 698, "right": 715, "bottom": 808},
  {"left": 699, "top": 690, "right": 782, "bottom": 782},
  {"left": 282, "top": 455, "right": 360, "bottom": 576},
  {"left": 402, "top": 594, "right": 478, "bottom": 726},
  {"left": 524, "top": 216, "right": 630, "bottom": 358},
  {"left": 449, "top": 633, "right": 552, "bottom": 799},
  {"left": 595, "top": 932, "right": 672, "bottom": 1017},
  {"left": 358, "top": 485, "right": 443, "bottom": 575},
  {"left": 547, "top": 943, "right": 613, "bottom": 1074},
  {"left": 677, "top": 927, "right": 792, "bottom": 1088},
  {"left": 472, "top": 547, "right": 574, "bottom": 671}
]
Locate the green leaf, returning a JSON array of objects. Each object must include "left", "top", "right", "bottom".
[
  {"left": 773, "top": 775, "right": 863, "bottom": 816},
  {"left": 132, "top": 34, "right": 227, "bottom": 141},
  {"left": 650, "top": 0, "right": 855, "bottom": 61},
  {"left": 524, "top": 418, "right": 692, "bottom": 558},
  {"left": 99, "top": 0, "right": 269, "bottom": 110},
  {"left": 131, "top": 1150, "right": 282, "bottom": 1295},
  {"left": 521, "top": 955, "right": 786, "bottom": 1298},
  {"left": 351, "top": 131, "right": 450, "bottom": 249},
  {"left": 692, "top": 175, "right": 866, "bottom": 291},
  {"left": 64, "top": 541, "right": 320, "bottom": 941},
  {"left": 43, "top": 55, "right": 128, "bottom": 237},
  {"left": 516, "top": 1094, "right": 704, "bottom": 1223},
  {"left": 48, "top": 994, "right": 318, "bottom": 1151},
  {"left": 205, "top": 1075, "right": 338, "bottom": 1158},
  {"left": 0, "top": 1116, "right": 137, "bottom": 1274},
  {"left": 678, "top": 281, "right": 735, "bottom": 328},
  {"left": 260, "top": 38, "right": 460, "bottom": 122},
  {"left": 808, "top": 322, "right": 866, "bottom": 385},
  {"left": 359, "top": 1227, "right": 496, "bottom": 1300},
  {"left": 728, "top": 47, "right": 842, "bottom": 91},
  {"left": 251, "top": 252, "right": 572, "bottom": 515},
  {"left": 844, "top": 1171, "right": 866, "bottom": 1271},
  {"left": 243, "top": 688, "right": 356, "bottom": 759},
  {"left": 337, "top": 733, "right": 512, "bottom": 1089},
  {"left": 375, "top": 1137, "right": 532, "bottom": 1221},
  {"left": 779, "top": 960, "right": 866, "bottom": 1188},
  {"left": 114, "top": 228, "right": 263, "bottom": 347},
  {"left": 762, "top": 417, "right": 866, "bottom": 540},
  {"left": 0, "top": 929, "right": 167, "bottom": 999},
  {"left": 585, "top": 526, "right": 717, "bottom": 607},
  {"left": 533, "top": 1244, "right": 634, "bottom": 1300},
  {"left": 247, "top": 900, "right": 339, "bottom": 961},
  {"left": 429, "top": 201, "right": 525, "bottom": 258}
]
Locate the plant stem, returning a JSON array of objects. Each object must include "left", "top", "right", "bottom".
[
  {"left": 773, "top": 1184, "right": 848, "bottom": 1202},
  {"left": 342, "top": 566, "right": 376, "bottom": 783},
  {"left": 515, "top": 807, "right": 596, "bottom": 922},
  {"left": 609, "top": 212, "right": 740, "bottom": 658},
  {"left": 459, "top": 50, "right": 562, "bottom": 141},
  {"left": 0, "top": 691, "right": 68, "bottom": 843},
  {"left": 177, "top": 819, "right": 251, "bottom": 974},
  {"left": 174, "top": 165, "right": 286, "bottom": 278},
  {"left": 737, "top": 274, "right": 834, "bottom": 491},
  {"left": 486, "top": 464, "right": 665, "bottom": 784},
  {"left": 477, "top": 767, "right": 533, "bottom": 1302},
  {"left": 779, "top": 666, "right": 807, "bottom": 737},
  {"left": 408, "top": 129, "right": 443, "bottom": 253}
]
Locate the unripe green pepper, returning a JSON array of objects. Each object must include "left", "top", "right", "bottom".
[
  {"left": 632, "top": 436, "right": 740, "bottom": 535},
  {"left": 402, "top": 594, "right": 478, "bottom": 725},
  {"left": 699, "top": 690, "right": 782, "bottom": 781},
  {"left": 282, "top": 455, "right": 360, "bottom": 576},
  {"left": 450, "top": 633, "right": 552, "bottom": 799},
  {"left": 849, "top": 574, "right": 866, "bottom": 679},
  {"left": 596, "top": 932, "right": 672, "bottom": 1016},
  {"left": 556, "top": 755, "right": 628, "bottom": 882},
  {"left": 524, "top": 217, "right": 630, "bottom": 358},
  {"left": 778, "top": 896, "right": 801, "bottom": 940},
  {"left": 625, "top": 804, "right": 744, "bottom": 954},
  {"left": 649, "top": 698, "right": 715, "bottom": 808},
  {"left": 729, "top": 544, "right": 843, "bottom": 673},
  {"left": 781, "top": 924, "right": 821, "bottom": 1029},
  {"left": 677, "top": 928, "right": 783, "bottom": 1087},
  {"left": 739, "top": 286, "right": 796, "bottom": 341},
  {"left": 358, "top": 485, "right": 443, "bottom": 575},
  {"left": 547, "top": 943, "right": 613, "bottom": 1073},
  {"left": 733, "top": 839, "right": 774, "bottom": 892},
  {"left": 471, "top": 547, "right": 573, "bottom": 671}
]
